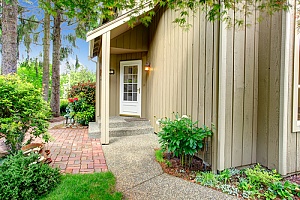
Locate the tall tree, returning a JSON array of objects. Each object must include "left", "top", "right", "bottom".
[
  {"left": 42, "top": 3, "right": 50, "bottom": 101},
  {"left": 1, "top": 0, "right": 18, "bottom": 74},
  {"left": 50, "top": 9, "right": 62, "bottom": 116}
]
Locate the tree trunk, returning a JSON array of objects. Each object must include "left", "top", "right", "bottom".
[
  {"left": 1, "top": 0, "right": 18, "bottom": 74},
  {"left": 42, "top": 7, "right": 50, "bottom": 101},
  {"left": 50, "top": 10, "right": 61, "bottom": 117}
]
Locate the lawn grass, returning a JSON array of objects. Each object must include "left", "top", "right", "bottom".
[{"left": 41, "top": 172, "right": 122, "bottom": 200}]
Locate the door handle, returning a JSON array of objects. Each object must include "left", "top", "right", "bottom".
[{"left": 138, "top": 88, "right": 140, "bottom": 94}]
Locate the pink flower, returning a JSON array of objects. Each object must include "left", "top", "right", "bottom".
[
  {"left": 74, "top": 98, "right": 78, "bottom": 101},
  {"left": 68, "top": 98, "right": 74, "bottom": 103}
]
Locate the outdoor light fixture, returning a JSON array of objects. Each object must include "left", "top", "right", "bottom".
[
  {"left": 109, "top": 69, "right": 115, "bottom": 75},
  {"left": 144, "top": 62, "right": 151, "bottom": 71}
]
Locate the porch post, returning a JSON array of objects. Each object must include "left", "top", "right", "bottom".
[
  {"left": 96, "top": 57, "right": 100, "bottom": 122},
  {"left": 217, "top": 13, "right": 227, "bottom": 171},
  {"left": 279, "top": 9, "right": 291, "bottom": 175},
  {"left": 101, "top": 31, "right": 110, "bottom": 144}
]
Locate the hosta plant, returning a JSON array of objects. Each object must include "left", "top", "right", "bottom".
[{"left": 156, "top": 113, "right": 213, "bottom": 167}]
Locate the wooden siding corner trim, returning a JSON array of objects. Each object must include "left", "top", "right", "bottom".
[{"left": 279, "top": 11, "right": 290, "bottom": 175}]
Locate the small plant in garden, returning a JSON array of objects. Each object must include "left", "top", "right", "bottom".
[
  {"left": 65, "top": 82, "right": 96, "bottom": 126},
  {"left": 65, "top": 97, "right": 95, "bottom": 126},
  {"left": 156, "top": 113, "right": 213, "bottom": 167},
  {"left": 60, "top": 99, "right": 69, "bottom": 116},
  {"left": 195, "top": 164, "right": 300, "bottom": 199},
  {"left": 0, "top": 151, "right": 61, "bottom": 200},
  {"left": 0, "top": 75, "right": 51, "bottom": 152}
]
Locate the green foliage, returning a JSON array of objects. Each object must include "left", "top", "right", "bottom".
[
  {"left": 41, "top": 172, "right": 122, "bottom": 200},
  {"left": 195, "top": 164, "right": 300, "bottom": 199},
  {"left": 244, "top": 164, "right": 282, "bottom": 189},
  {"left": 0, "top": 75, "right": 51, "bottom": 152},
  {"left": 157, "top": 113, "right": 213, "bottom": 167},
  {"left": 155, "top": 149, "right": 165, "bottom": 163},
  {"left": 18, "top": 59, "right": 52, "bottom": 90},
  {"left": 0, "top": 151, "right": 61, "bottom": 200},
  {"left": 68, "top": 81, "right": 96, "bottom": 105},
  {"left": 66, "top": 97, "right": 95, "bottom": 126},
  {"left": 195, "top": 171, "right": 219, "bottom": 187},
  {"left": 60, "top": 99, "right": 69, "bottom": 116}
]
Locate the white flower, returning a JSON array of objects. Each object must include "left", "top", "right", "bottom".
[
  {"left": 156, "top": 119, "right": 161, "bottom": 125},
  {"left": 182, "top": 115, "right": 189, "bottom": 119}
]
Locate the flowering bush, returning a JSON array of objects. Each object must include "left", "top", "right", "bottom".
[
  {"left": 0, "top": 75, "right": 51, "bottom": 153},
  {"left": 65, "top": 97, "right": 95, "bottom": 126},
  {"left": 68, "top": 82, "right": 95, "bottom": 105},
  {"left": 157, "top": 113, "right": 213, "bottom": 167}
]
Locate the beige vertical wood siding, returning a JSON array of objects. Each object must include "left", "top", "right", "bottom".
[
  {"left": 146, "top": 7, "right": 259, "bottom": 168},
  {"left": 257, "top": 12, "right": 282, "bottom": 171},
  {"left": 94, "top": 4, "right": 300, "bottom": 174}
]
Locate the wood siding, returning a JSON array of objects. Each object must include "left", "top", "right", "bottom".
[
  {"left": 146, "top": 7, "right": 258, "bottom": 169},
  {"left": 94, "top": 4, "right": 300, "bottom": 174},
  {"left": 257, "top": 12, "right": 282, "bottom": 171}
]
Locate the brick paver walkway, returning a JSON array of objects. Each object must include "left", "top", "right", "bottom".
[{"left": 45, "top": 128, "right": 107, "bottom": 174}]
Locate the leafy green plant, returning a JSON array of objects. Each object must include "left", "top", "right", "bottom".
[
  {"left": 156, "top": 113, "right": 213, "bottom": 167},
  {"left": 60, "top": 99, "right": 69, "bottom": 116},
  {"left": 66, "top": 97, "right": 95, "bottom": 125},
  {"left": 155, "top": 149, "right": 165, "bottom": 163},
  {"left": 195, "top": 164, "right": 300, "bottom": 199},
  {"left": 68, "top": 81, "right": 96, "bottom": 105},
  {"left": 218, "top": 169, "right": 231, "bottom": 184},
  {"left": 0, "top": 75, "right": 51, "bottom": 152},
  {"left": 195, "top": 172, "right": 219, "bottom": 187},
  {"left": 244, "top": 164, "right": 282, "bottom": 190},
  {"left": 0, "top": 151, "right": 61, "bottom": 200}
]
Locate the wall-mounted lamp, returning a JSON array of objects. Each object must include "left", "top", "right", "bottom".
[
  {"left": 109, "top": 69, "right": 115, "bottom": 75},
  {"left": 144, "top": 62, "right": 151, "bottom": 71}
]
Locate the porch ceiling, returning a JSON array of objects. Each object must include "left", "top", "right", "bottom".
[
  {"left": 87, "top": 1, "right": 154, "bottom": 59},
  {"left": 110, "top": 47, "right": 147, "bottom": 54}
]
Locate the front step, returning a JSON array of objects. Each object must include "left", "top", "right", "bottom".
[
  {"left": 88, "top": 117, "right": 154, "bottom": 139},
  {"left": 96, "top": 116, "right": 151, "bottom": 128}
]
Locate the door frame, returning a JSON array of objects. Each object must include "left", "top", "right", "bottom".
[{"left": 119, "top": 60, "right": 142, "bottom": 117}]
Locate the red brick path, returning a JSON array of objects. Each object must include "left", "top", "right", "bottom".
[{"left": 45, "top": 129, "right": 107, "bottom": 174}]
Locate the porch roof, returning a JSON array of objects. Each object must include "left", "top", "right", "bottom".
[{"left": 86, "top": 1, "right": 154, "bottom": 58}]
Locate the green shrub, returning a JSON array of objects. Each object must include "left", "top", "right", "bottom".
[
  {"left": 156, "top": 113, "right": 213, "bottom": 166},
  {"left": 60, "top": 99, "right": 69, "bottom": 116},
  {"left": 66, "top": 82, "right": 96, "bottom": 126},
  {"left": 0, "top": 151, "right": 61, "bottom": 200},
  {"left": 0, "top": 75, "right": 51, "bottom": 152},
  {"left": 68, "top": 81, "right": 96, "bottom": 105}
]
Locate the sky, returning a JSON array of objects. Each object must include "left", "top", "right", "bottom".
[{"left": 0, "top": 0, "right": 98, "bottom": 73}]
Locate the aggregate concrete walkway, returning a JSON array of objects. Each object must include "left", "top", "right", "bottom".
[
  {"left": 46, "top": 128, "right": 108, "bottom": 174},
  {"left": 102, "top": 134, "right": 238, "bottom": 200}
]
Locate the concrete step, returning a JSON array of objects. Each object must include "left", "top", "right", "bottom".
[
  {"left": 89, "top": 117, "right": 154, "bottom": 139},
  {"left": 97, "top": 116, "right": 152, "bottom": 128}
]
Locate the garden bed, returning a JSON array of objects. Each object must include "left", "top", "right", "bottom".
[{"left": 156, "top": 149, "right": 300, "bottom": 199}]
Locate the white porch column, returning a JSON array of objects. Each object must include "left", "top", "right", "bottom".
[
  {"left": 217, "top": 14, "right": 227, "bottom": 171},
  {"left": 101, "top": 31, "right": 110, "bottom": 144},
  {"left": 279, "top": 9, "right": 291, "bottom": 175},
  {"left": 96, "top": 58, "right": 100, "bottom": 122}
]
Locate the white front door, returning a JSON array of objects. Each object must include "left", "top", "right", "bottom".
[{"left": 120, "top": 60, "right": 142, "bottom": 116}]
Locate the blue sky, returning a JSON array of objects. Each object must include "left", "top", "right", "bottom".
[{"left": 0, "top": 0, "right": 98, "bottom": 73}]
